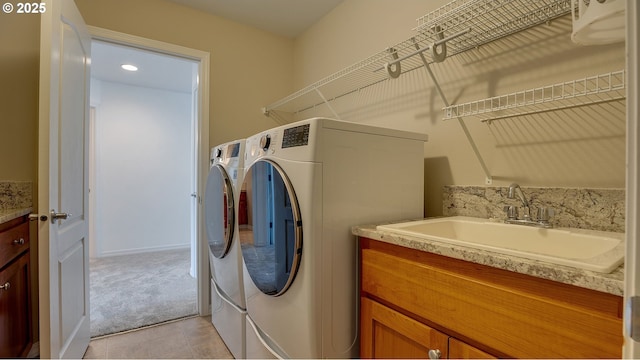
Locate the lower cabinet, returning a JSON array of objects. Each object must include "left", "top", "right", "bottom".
[
  {"left": 361, "top": 297, "right": 493, "bottom": 359},
  {"left": 359, "top": 237, "right": 623, "bottom": 359},
  {"left": 0, "top": 216, "right": 32, "bottom": 358}
]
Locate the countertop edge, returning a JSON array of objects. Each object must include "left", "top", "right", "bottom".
[
  {"left": 0, "top": 207, "right": 33, "bottom": 225},
  {"left": 352, "top": 224, "right": 624, "bottom": 296}
]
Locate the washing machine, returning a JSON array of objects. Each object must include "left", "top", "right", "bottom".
[
  {"left": 204, "top": 139, "right": 246, "bottom": 359},
  {"left": 239, "top": 117, "right": 428, "bottom": 358}
]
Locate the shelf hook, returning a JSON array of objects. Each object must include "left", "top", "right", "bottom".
[
  {"left": 431, "top": 25, "right": 447, "bottom": 63},
  {"left": 385, "top": 47, "right": 401, "bottom": 79}
]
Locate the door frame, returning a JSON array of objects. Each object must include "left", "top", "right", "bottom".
[
  {"left": 625, "top": 0, "right": 639, "bottom": 357},
  {"left": 88, "top": 26, "right": 211, "bottom": 315}
]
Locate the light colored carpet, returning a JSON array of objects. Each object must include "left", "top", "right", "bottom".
[{"left": 90, "top": 248, "right": 198, "bottom": 338}]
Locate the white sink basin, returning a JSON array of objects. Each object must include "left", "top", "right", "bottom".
[{"left": 376, "top": 216, "right": 624, "bottom": 273}]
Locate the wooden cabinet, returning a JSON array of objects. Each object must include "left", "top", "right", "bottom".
[
  {"left": 359, "top": 237, "right": 623, "bottom": 359},
  {"left": 361, "top": 296, "right": 449, "bottom": 359},
  {"left": 361, "top": 296, "right": 491, "bottom": 359},
  {"left": 0, "top": 216, "right": 32, "bottom": 358}
]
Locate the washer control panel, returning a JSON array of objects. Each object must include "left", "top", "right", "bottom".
[
  {"left": 282, "top": 124, "right": 310, "bottom": 148},
  {"left": 212, "top": 141, "right": 243, "bottom": 166},
  {"left": 227, "top": 142, "right": 241, "bottom": 158}
]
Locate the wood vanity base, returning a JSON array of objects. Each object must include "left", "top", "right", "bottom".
[{"left": 359, "top": 237, "right": 623, "bottom": 359}]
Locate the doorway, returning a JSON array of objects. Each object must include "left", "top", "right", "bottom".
[
  {"left": 87, "top": 29, "right": 211, "bottom": 337},
  {"left": 89, "top": 40, "right": 197, "bottom": 258}
]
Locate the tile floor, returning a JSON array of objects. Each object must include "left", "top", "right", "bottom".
[{"left": 83, "top": 316, "right": 233, "bottom": 359}]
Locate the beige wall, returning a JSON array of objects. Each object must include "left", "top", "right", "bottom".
[
  {"left": 0, "top": 13, "right": 39, "bottom": 181},
  {"left": 0, "top": 0, "right": 626, "bottom": 217},
  {"left": 75, "top": 0, "right": 294, "bottom": 147},
  {"left": 0, "top": 9, "right": 41, "bottom": 342},
  {"left": 293, "top": 0, "right": 626, "bottom": 216}
]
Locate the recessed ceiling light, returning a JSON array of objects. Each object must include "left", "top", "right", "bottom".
[{"left": 121, "top": 64, "right": 138, "bottom": 72}]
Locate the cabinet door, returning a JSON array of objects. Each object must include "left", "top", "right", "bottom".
[
  {"left": 449, "top": 338, "right": 496, "bottom": 359},
  {"left": 0, "top": 253, "right": 31, "bottom": 358},
  {"left": 361, "top": 297, "right": 448, "bottom": 359}
]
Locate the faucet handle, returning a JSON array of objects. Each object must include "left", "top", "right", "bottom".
[
  {"left": 503, "top": 205, "right": 518, "bottom": 220},
  {"left": 537, "top": 207, "right": 555, "bottom": 222}
]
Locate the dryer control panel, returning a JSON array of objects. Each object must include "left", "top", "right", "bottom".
[{"left": 282, "top": 124, "right": 310, "bottom": 148}]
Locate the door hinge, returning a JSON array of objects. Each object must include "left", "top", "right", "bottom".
[{"left": 627, "top": 296, "right": 640, "bottom": 342}]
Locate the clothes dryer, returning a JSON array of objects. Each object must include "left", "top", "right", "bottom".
[
  {"left": 204, "top": 139, "right": 246, "bottom": 359},
  {"left": 239, "top": 118, "right": 427, "bottom": 358}
]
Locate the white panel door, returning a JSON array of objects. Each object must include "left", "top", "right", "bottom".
[{"left": 38, "top": 0, "right": 91, "bottom": 358}]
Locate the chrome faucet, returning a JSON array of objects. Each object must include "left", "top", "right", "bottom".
[
  {"left": 507, "top": 183, "right": 531, "bottom": 220},
  {"left": 503, "top": 183, "right": 554, "bottom": 228}
]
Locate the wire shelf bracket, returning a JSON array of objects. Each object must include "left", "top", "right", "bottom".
[{"left": 413, "top": 38, "right": 493, "bottom": 185}]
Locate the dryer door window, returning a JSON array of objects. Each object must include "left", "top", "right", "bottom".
[
  {"left": 241, "top": 159, "right": 303, "bottom": 296},
  {"left": 205, "top": 165, "right": 235, "bottom": 259}
]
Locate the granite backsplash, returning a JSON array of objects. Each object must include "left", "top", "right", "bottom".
[
  {"left": 443, "top": 186, "right": 624, "bottom": 233},
  {"left": 0, "top": 181, "right": 33, "bottom": 211}
]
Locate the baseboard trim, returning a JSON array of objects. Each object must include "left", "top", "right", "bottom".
[{"left": 95, "top": 244, "right": 190, "bottom": 258}]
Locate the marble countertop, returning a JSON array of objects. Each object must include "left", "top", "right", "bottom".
[
  {"left": 352, "top": 221, "right": 624, "bottom": 296},
  {"left": 0, "top": 207, "right": 32, "bottom": 225}
]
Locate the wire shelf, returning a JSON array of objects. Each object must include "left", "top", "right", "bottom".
[
  {"left": 414, "top": 0, "right": 572, "bottom": 56},
  {"left": 442, "top": 70, "right": 626, "bottom": 122},
  {"left": 263, "top": 0, "right": 573, "bottom": 120}
]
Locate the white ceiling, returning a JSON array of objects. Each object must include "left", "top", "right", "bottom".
[
  {"left": 91, "top": 40, "right": 198, "bottom": 93},
  {"left": 167, "top": 0, "right": 344, "bottom": 38}
]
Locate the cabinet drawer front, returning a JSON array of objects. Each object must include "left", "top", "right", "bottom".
[
  {"left": 0, "top": 221, "right": 29, "bottom": 267},
  {"left": 361, "top": 247, "right": 622, "bottom": 358}
]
